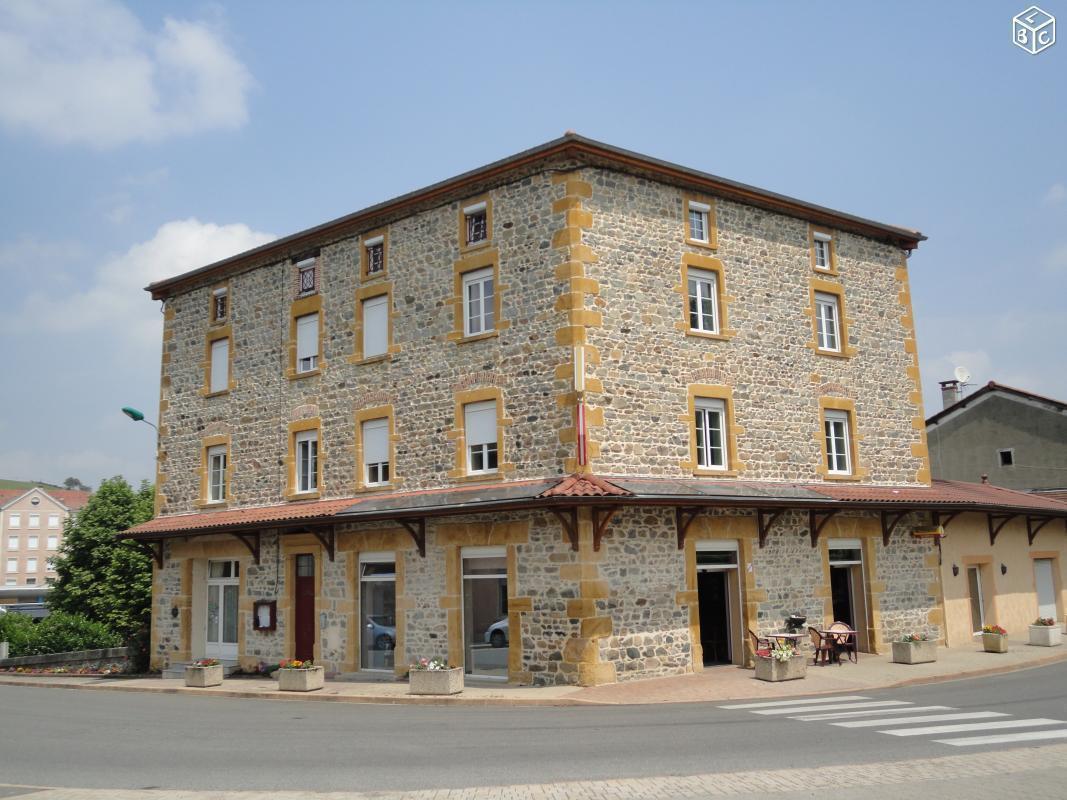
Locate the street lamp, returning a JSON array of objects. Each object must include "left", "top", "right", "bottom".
[{"left": 121, "top": 406, "right": 158, "bottom": 432}]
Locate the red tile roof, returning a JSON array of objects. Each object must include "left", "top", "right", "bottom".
[
  {"left": 809, "top": 479, "right": 1067, "bottom": 513},
  {"left": 124, "top": 497, "right": 360, "bottom": 536},
  {"left": 539, "top": 474, "right": 631, "bottom": 498},
  {"left": 0, "top": 486, "right": 90, "bottom": 510},
  {"left": 1033, "top": 489, "right": 1067, "bottom": 503}
]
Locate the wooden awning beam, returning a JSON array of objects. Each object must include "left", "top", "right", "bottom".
[
  {"left": 809, "top": 509, "right": 840, "bottom": 548},
  {"left": 132, "top": 539, "right": 163, "bottom": 569},
  {"left": 592, "top": 506, "right": 618, "bottom": 552},
  {"left": 231, "top": 531, "right": 261, "bottom": 564},
  {"left": 675, "top": 507, "right": 702, "bottom": 550},
  {"left": 310, "top": 528, "right": 335, "bottom": 562},
  {"left": 756, "top": 508, "right": 786, "bottom": 549},
  {"left": 398, "top": 518, "right": 426, "bottom": 558},
  {"left": 932, "top": 511, "right": 961, "bottom": 530},
  {"left": 988, "top": 513, "right": 1017, "bottom": 546},
  {"left": 548, "top": 507, "right": 580, "bottom": 552},
  {"left": 880, "top": 510, "right": 909, "bottom": 548},
  {"left": 1027, "top": 516, "right": 1054, "bottom": 546}
]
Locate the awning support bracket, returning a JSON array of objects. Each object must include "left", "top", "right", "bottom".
[
  {"left": 232, "top": 531, "right": 261, "bottom": 565},
  {"left": 398, "top": 518, "right": 426, "bottom": 558},
  {"left": 592, "top": 506, "right": 618, "bottom": 552},
  {"left": 756, "top": 508, "right": 785, "bottom": 549},
  {"left": 987, "top": 513, "right": 1017, "bottom": 547},
  {"left": 549, "top": 507, "right": 580, "bottom": 552},
  {"left": 809, "top": 509, "right": 840, "bottom": 548},
  {"left": 310, "top": 528, "right": 335, "bottom": 562},
  {"left": 133, "top": 539, "right": 163, "bottom": 569},
  {"left": 932, "top": 511, "right": 961, "bottom": 530},
  {"left": 880, "top": 510, "right": 909, "bottom": 548},
  {"left": 1027, "top": 515, "right": 1054, "bottom": 546},
  {"left": 676, "top": 507, "right": 702, "bottom": 551}
]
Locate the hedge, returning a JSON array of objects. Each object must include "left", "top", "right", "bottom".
[{"left": 0, "top": 611, "right": 121, "bottom": 658}]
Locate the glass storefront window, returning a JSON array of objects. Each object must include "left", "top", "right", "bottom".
[
  {"left": 360, "top": 555, "right": 396, "bottom": 671},
  {"left": 462, "top": 551, "right": 508, "bottom": 678}
]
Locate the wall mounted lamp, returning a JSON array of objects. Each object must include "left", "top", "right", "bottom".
[
  {"left": 952, "top": 564, "right": 959, "bottom": 577},
  {"left": 1001, "top": 563, "right": 1008, "bottom": 575}
]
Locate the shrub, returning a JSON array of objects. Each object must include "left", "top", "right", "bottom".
[
  {"left": 0, "top": 612, "right": 37, "bottom": 656},
  {"left": 0, "top": 612, "right": 121, "bottom": 657}
]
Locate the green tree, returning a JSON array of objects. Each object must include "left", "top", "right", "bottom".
[{"left": 48, "top": 476, "right": 154, "bottom": 663}]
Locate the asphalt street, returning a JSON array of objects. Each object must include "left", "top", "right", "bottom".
[{"left": 1, "top": 660, "right": 1066, "bottom": 792}]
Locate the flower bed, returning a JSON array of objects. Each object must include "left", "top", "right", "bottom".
[
  {"left": 982, "top": 625, "right": 1008, "bottom": 653},
  {"left": 276, "top": 659, "right": 324, "bottom": 692},
  {"left": 185, "top": 658, "right": 224, "bottom": 687},
  {"left": 892, "top": 633, "right": 937, "bottom": 664},
  {"left": 754, "top": 645, "right": 806, "bottom": 682},
  {"left": 1029, "top": 618, "right": 1062, "bottom": 647},
  {"left": 408, "top": 657, "right": 463, "bottom": 695}
]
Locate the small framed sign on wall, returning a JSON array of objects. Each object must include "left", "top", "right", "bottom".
[{"left": 253, "top": 600, "right": 277, "bottom": 632}]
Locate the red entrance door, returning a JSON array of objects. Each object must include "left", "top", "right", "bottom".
[{"left": 294, "top": 554, "right": 315, "bottom": 661}]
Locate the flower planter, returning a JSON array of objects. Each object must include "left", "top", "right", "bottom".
[
  {"left": 184, "top": 664, "right": 224, "bottom": 687},
  {"left": 754, "top": 655, "right": 806, "bottom": 682},
  {"left": 409, "top": 666, "right": 464, "bottom": 695},
  {"left": 982, "top": 632, "right": 1009, "bottom": 653},
  {"left": 892, "top": 640, "right": 938, "bottom": 664},
  {"left": 1029, "top": 625, "right": 1062, "bottom": 647},
  {"left": 277, "top": 666, "right": 325, "bottom": 692}
]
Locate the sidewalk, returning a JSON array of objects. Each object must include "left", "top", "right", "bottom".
[{"left": 1, "top": 638, "right": 1065, "bottom": 706}]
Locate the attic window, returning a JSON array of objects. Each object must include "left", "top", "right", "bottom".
[
  {"left": 998, "top": 448, "right": 1014, "bottom": 467},
  {"left": 296, "top": 256, "right": 317, "bottom": 295}
]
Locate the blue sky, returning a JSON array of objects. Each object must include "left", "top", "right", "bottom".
[{"left": 0, "top": 0, "right": 1064, "bottom": 488}]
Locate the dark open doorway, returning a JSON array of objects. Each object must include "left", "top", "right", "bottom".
[
  {"left": 830, "top": 566, "right": 854, "bottom": 628},
  {"left": 698, "top": 570, "right": 731, "bottom": 665}
]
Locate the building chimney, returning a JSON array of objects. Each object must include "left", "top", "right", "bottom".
[
  {"left": 939, "top": 379, "right": 962, "bottom": 409},
  {"left": 980, "top": 474, "right": 989, "bottom": 484}
]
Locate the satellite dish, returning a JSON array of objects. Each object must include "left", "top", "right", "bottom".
[{"left": 954, "top": 366, "right": 971, "bottom": 384}]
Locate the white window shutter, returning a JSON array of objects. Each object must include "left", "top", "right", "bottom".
[
  {"left": 210, "top": 338, "right": 229, "bottom": 392},
  {"left": 297, "top": 313, "right": 318, "bottom": 360},
  {"left": 363, "top": 295, "right": 388, "bottom": 357},
  {"left": 464, "top": 400, "right": 497, "bottom": 447},
  {"left": 362, "top": 418, "right": 389, "bottom": 464}
]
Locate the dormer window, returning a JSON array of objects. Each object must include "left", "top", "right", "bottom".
[
  {"left": 464, "top": 202, "right": 488, "bottom": 246},
  {"left": 212, "top": 287, "right": 228, "bottom": 322},
  {"left": 296, "top": 256, "right": 317, "bottom": 295},
  {"left": 365, "top": 236, "right": 385, "bottom": 275}
]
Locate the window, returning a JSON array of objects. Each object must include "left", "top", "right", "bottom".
[
  {"left": 4, "top": 578, "right": 14, "bottom": 586},
  {"left": 463, "top": 267, "right": 495, "bottom": 337},
  {"left": 47, "top": 535, "right": 58, "bottom": 550},
  {"left": 810, "top": 228, "right": 836, "bottom": 273},
  {"left": 813, "top": 236, "right": 831, "bottom": 270},
  {"left": 27, "top": 536, "right": 38, "bottom": 549},
  {"left": 998, "top": 448, "right": 1014, "bottom": 467},
  {"left": 465, "top": 400, "right": 498, "bottom": 474},
  {"left": 464, "top": 202, "right": 488, "bottom": 246},
  {"left": 212, "top": 287, "right": 228, "bottom": 322},
  {"left": 815, "top": 292, "right": 841, "bottom": 352},
  {"left": 5, "top": 559, "right": 16, "bottom": 573},
  {"left": 7, "top": 536, "right": 16, "bottom": 550},
  {"left": 26, "top": 577, "right": 36, "bottom": 585},
  {"left": 296, "top": 256, "right": 317, "bottom": 294},
  {"left": 207, "top": 444, "right": 228, "bottom": 502},
  {"left": 365, "top": 236, "right": 385, "bottom": 275},
  {"left": 209, "top": 337, "right": 230, "bottom": 393},
  {"left": 688, "top": 201, "right": 710, "bottom": 244},
  {"left": 687, "top": 267, "right": 719, "bottom": 333},
  {"left": 296, "top": 312, "right": 319, "bottom": 373},
  {"left": 824, "top": 409, "right": 852, "bottom": 475},
  {"left": 8, "top": 513, "right": 19, "bottom": 528},
  {"left": 360, "top": 553, "right": 396, "bottom": 671},
  {"left": 362, "top": 294, "right": 389, "bottom": 359},
  {"left": 26, "top": 557, "right": 37, "bottom": 572},
  {"left": 694, "top": 398, "right": 728, "bottom": 470},
  {"left": 47, "top": 514, "right": 59, "bottom": 529},
  {"left": 28, "top": 514, "right": 39, "bottom": 529},
  {"left": 295, "top": 429, "right": 319, "bottom": 494},
  {"left": 362, "top": 417, "right": 390, "bottom": 486}
]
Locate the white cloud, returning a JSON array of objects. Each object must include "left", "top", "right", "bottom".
[
  {"left": 0, "top": 0, "right": 252, "bottom": 148},
  {"left": 1044, "top": 243, "right": 1067, "bottom": 274},
  {"left": 1045, "top": 183, "right": 1066, "bottom": 205}
]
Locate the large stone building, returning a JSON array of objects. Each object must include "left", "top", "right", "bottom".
[
  {"left": 125, "top": 134, "right": 1067, "bottom": 684},
  {"left": 1, "top": 486, "right": 89, "bottom": 605}
]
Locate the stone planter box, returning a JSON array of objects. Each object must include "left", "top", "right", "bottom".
[
  {"left": 891, "top": 640, "right": 937, "bottom": 664},
  {"left": 184, "top": 664, "right": 224, "bottom": 687},
  {"left": 982, "top": 633, "right": 1009, "bottom": 653},
  {"left": 277, "top": 666, "right": 325, "bottom": 692},
  {"left": 409, "top": 667, "right": 464, "bottom": 695},
  {"left": 1029, "top": 625, "right": 1062, "bottom": 647},
  {"left": 754, "top": 655, "right": 807, "bottom": 682}
]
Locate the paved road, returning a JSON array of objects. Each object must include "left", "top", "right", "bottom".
[{"left": 1, "top": 661, "right": 1066, "bottom": 793}]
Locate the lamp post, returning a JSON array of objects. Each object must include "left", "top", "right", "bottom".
[{"left": 121, "top": 406, "right": 158, "bottom": 432}]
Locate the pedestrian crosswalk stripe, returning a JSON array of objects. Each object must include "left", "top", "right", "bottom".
[
  {"left": 936, "top": 729, "right": 1067, "bottom": 746},
  {"left": 719, "top": 695, "right": 870, "bottom": 710},
  {"left": 885, "top": 718, "right": 1063, "bottom": 737},
  {"left": 753, "top": 700, "right": 910, "bottom": 716},
  {"left": 833, "top": 712, "right": 1006, "bottom": 728},
  {"left": 794, "top": 705, "right": 953, "bottom": 722}
]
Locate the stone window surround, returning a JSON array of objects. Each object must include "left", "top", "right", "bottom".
[
  {"left": 285, "top": 418, "right": 323, "bottom": 501},
  {"left": 680, "top": 384, "right": 745, "bottom": 477},
  {"left": 458, "top": 194, "right": 493, "bottom": 253},
  {"left": 675, "top": 253, "right": 736, "bottom": 342},
  {"left": 815, "top": 397, "right": 868, "bottom": 482},
  {"left": 683, "top": 193, "right": 718, "bottom": 250},
  {"left": 446, "top": 387, "right": 515, "bottom": 482},
  {"left": 447, "top": 248, "right": 508, "bottom": 344},
  {"left": 201, "top": 325, "right": 235, "bottom": 397},
  {"left": 806, "top": 277, "right": 856, "bottom": 358},
  {"left": 359, "top": 228, "right": 389, "bottom": 282},
  {"left": 287, "top": 294, "right": 325, "bottom": 380},
  {"left": 354, "top": 405, "right": 402, "bottom": 492},
  {"left": 350, "top": 283, "right": 399, "bottom": 364},
  {"left": 196, "top": 434, "right": 232, "bottom": 508},
  {"left": 809, "top": 225, "right": 838, "bottom": 275}
]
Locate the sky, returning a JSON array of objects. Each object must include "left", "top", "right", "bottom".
[{"left": 0, "top": 0, "right": 1065, "bottom": 489}]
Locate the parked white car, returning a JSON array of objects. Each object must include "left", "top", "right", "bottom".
[{"left": 484, "top": 617, "right": 508, "bottom": 647}]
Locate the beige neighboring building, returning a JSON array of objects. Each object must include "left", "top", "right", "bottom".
[{"left": 0, "top": 486, "right": 90, "bottom": 604}]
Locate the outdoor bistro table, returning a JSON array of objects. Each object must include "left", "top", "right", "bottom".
[
  {"left": 767, "top": 632, "right": 804, "bottom": 649},
  {"left": 820, "top": 628, "right": 859, "bottom": 663}
]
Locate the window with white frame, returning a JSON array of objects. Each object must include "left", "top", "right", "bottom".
[
  {"left": 296, "top": 256, "right": 317, "bottom": 294},
  {"left": 8, "top": 513, "right": 19, "bottom": 528},
  {"left": 824, "top": 409, "right": 852, "bottom": 475},
  {"left": 26, "top": 577, "right": 36, "bottom": 585},
  {"left": 688, "top": 201, "right": 710, "bottom": 243},
  {"left": 47, "top": 535, "right": 58, "bottom": 550},
  {"left": 28, "top": 514, "right": 39, "bottom": 529},
  {"left": 295, "top": 429, "right": 319, "bottom": 493},
  {"left": 212, "top": 287, "right": 228, "bottom": 322},
  {"left": 687, "top": 267, "right": 719, "bottom": 333},
  {"left": 210, "top": 337, "right": 230, "bottom": 393},
  {"left": 813, "top": 232, "right": 832, "bottom": 270},
  {"left": 365, "top": 236, "right": 385, "bottom": 275},
  {"left": 815, "top": 292, "right": 841, "bottom": 352},
  {"left": 694, "top": 397, "right": 728, "bottom": 470},
  {"left": 463, "top": 267, "right": 495, "bottom": 337},
  {"left": 7, "top": 536, "right": 16, "bottom": 551},
  {"left": 362, "top": 294, "right": 389, "bottom": 358},
  {"left": 46, "top": 558, "right": 56, "bottom": 571},
  {"left": 27, "top": 536, "right": 38, "bottom": 549},
  {"left": 4, "top": 578, "right": 14, "bottom": 586},
  {"left": 296, "top": 312, "right": 319, "bottom": 373},
  {"left": 7, "top": 558, "right": 18, "bottom": 573},
  {"left": 26, "top": 557, "right": 37, "bottom": 573},
  {"left": 207, "top": 444, "right": 227, "bottom": 502},
  {"left": 464, "top": 400, "right": 498, "bottom": 474},
  {"left": 464, "top": 202, "right": 488, "bottom": 245},
  {"left": 362, "top": 417, "right": 390, "bottom": 487},
  {"left": 47, "top": 514, "right": 59, "bottom": 529}
]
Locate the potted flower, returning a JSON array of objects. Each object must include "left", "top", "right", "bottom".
[
  {"left": 754, "top": 644, "right": 806, "bottom": 682},
  {"left": 184, "top": 658, "right": 224, "bottom": 687},
  {"left": 276, "top": 659, "right": 325, "bottom": 692},
  {"left": 981, "top": 624, "right": 1008, "bottom": 653},
  {"left": 1029, "top": 617, "right": 1062, "bottom": 647},
  {"left": 892, "top": 633, "right": 938, "bottom": 664},
  {"left": 408, "top": 656, "right": 463, "bottom": 695}
]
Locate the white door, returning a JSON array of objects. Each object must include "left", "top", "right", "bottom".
[
  {"left": 206, "top": 560, "right": 240, "bottom": 660},
  {"left": 1034, "top": 559, "right": 1058, "bottom": 621}
]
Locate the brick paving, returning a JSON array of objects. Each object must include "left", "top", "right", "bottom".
[{"left": 4, "top": 743, "right": 1066, "bottom": 799}]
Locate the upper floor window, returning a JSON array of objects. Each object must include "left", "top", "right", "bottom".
[
  {"left": 212, "top": 287, "right": 228, "bottom": 322},
  {"left": 296, "top": 312, "right": 320, "bottom": 373},
  {"left": 28, "top": 514, "right": 39, "bottom": 529},
  {"left": 687, "top": 267, "right": 719, "bottom": 333},
  {"left": 26, "top": 557, "right": 37, "bottom": 573},
  {"left": 6, "top": 558, "right": 17, "bottom": 573},
  {"left": 8, "top": 513, "right": 19, "bottom": 529},
  {"left": 998, "top": 448, "right": 1014, "bottom": 467},
  {"left": 694, "top": 397, "right": 727, "bottom": 470},
  {"left": 463, "top": 267, "right": 495, "bottom": 337},
  {"left": 824, "top": 409, "right": 852, "bottom": 475},
  {"left": 6, "top": 536, "right": 16, "bottom": 550},
  {"left": 47, "top": 514, "right": 59, "bottom": 529},
  {"left": 362, "top": 417, "right": 390, "bottom": 487},
  {"left": 47, "top": 535, "right": 58, "bottom": 550},
  {"left": 688, "top": 201, "right": 710, "bottom": 244},
  {"left": 296, "top": 256, "right": 317, "bottom": 295},
  {"left": 295, "top": 429, "right": 319, "bottom": 494},
  {"left": 207, "top": 444, "right": 228, "bottom": 503},
  {"left": 813, "top": 235, "right": 831, "bottom": 270},
  {"left": 27, "top": 535, "right": 38, "bottom": 549},
  {"left": 810, "top": 227, "right": 836, "bottom": 273},
  {"left": 209, "top": 336, "right": 230, "bottom": 393},
  {"left": 362, "top": 294, "right": 389, "bottom": 359},
  {"left": 464, "top": 202, "right": 488, "bottom": 246},
  {"left": 365, "top": 236, "right": 385, "bottom": 276},
  {"left": 464, "top": 400, "right": 498, "bottom": 475},
  {"left": 814, "top": 292, "right": 841, "bottom": 352}
]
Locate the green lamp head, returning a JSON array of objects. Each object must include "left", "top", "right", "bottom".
[{"left": 121, "top": 406, "right": 146, "bottom": 422}]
